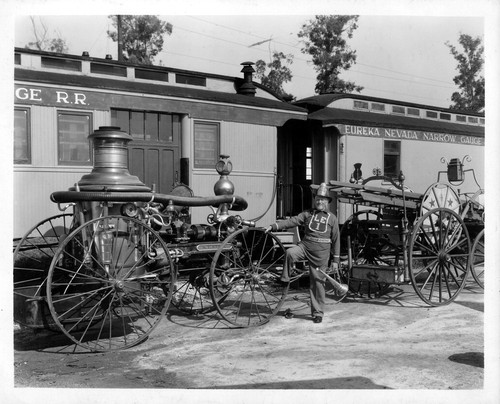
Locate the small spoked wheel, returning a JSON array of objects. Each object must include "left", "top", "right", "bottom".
[
  {"left": 172, "top": 267, "right": 216, "bottom": 315},
  {"left": 209, "top": 227, "right": 289, "bottom": 327},
  {"left": 408, "top": 208, "right": 471, "bottom": 306},
  {"left": 13, "top": 213, "right": 76, "bottom": 327},
  {"left": 46, "top": 215, "right": 175, "bottom": 352},
  {"left": 340, "top": 209, "right": 382, "bottom": 261},
  {"left": 470, "top": 229, "right": 484, "bottom": 288}
]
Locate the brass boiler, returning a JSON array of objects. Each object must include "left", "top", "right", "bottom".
[{"left": 74, "top": 126, "right": 151, "bottom": 222}]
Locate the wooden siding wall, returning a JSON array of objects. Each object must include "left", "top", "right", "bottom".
[
  {"left": 13, "top": 106, "right": 109, "bottom": 237},
  {"left": 190, "top": 121, "right": 277, "bottom": 227},
  {"left": 13, "top": 103, "right": 281, "bottom": 235}
]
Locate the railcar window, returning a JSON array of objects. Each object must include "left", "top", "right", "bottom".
[
  {"left": 135, "top": 68, "right": 169, "bottom": 82},
  {"left": 130, "top": 111, "right": 144, "bottom": 140},
  {"left": 159, "top": 114, "right": 177, "bottom": 143},
  {"left": 15, "top": 53, "right": 21, "bottom": 65},
  {"left": 426, "top": 111, "right": 438, "bottom": 119},
  {"left": 468, "top": 117, "right": 479, "bottom": 124},
  {"left": 57, "top": 112, "right": 92, "bottom": 166},
  {"left": 14, "top": 108, "right": 31, "bottom": 164},
  {"left": 176, "top": 74, "right": 206, "bottom": 86},
  {"left": 194, "top": 121, "right": 219, "bottom": 168},
  {"left": 407, "top": 108, "right": 420, "bottom": 117},
  {"left": 392, "top": 106, "right": 405, "bottom": 115},
  {"left": 306, "top": 147, "right": 312, "bottom": 180},
  {"left": 440, "top": 113, "right": 451, "bottom": 121},
  {"left": 353, "top": 100, "right": 369, "bottom": 110},
  {"left": 111, "top": 109, "right": 130, "bottom": 133},
  {"left": 90, "top": 63, "right": 127, "bottom": 77},
  {"left": 111, "top": 109, "right": 179, "bottom": 143},
  {"left": 371, "top": 103, "right": 385, "bottom": 112},
  {"left": 456, "top": 115, "right": 467, "bottom": 122},
  {"left": 383, "top": 140, "right": 400, "bottom": 179},
  {"left": 41, "top": 56, "right": 81, "bottom": 72}
]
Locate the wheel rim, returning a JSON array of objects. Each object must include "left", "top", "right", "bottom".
[
  {"left": 409, "top": 208, "right": 471, "bottom": 306},
  {"left": 14, "top": 213, "right": 75, "bottom": 327},
  {"left": 46, "top": 215, "right": 174, "bottom": 352},
  {"left": 209, "top": 228, "right": 289, "bottom": 327},
  {"left": 470, "top": 229, "right": 484, "bottom": 288}
]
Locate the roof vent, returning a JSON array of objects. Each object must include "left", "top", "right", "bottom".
[{"left": 237, "top": 61, "right": 256, "bottom": 96}]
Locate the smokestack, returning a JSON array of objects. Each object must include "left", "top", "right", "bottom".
[{"left": 237, "top": 61, "right": 256, "bottom": 96}]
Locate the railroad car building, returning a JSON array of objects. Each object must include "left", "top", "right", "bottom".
[
  {"left": 13, "top": 48, "right": 307, "bottom": 237},
  {"left": 280, "top": 94, "right": 484, "bottom": 222}
]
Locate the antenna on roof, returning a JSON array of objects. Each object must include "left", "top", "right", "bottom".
[{"left": 248, "top": 38, "right": 272, "bottom": 47}]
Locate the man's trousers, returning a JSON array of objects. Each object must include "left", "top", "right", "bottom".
[{"left": 283, "top": 244, "right": 327, "bottom": 318}]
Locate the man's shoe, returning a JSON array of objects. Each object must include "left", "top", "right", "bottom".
[
  {"left": 313, "top": 316, "right": 323, "bottom": 323},
  {"left": 284, "top": 308, "right": 294, "bottom": 319}
]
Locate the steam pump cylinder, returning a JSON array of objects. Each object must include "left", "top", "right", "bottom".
[{"left": 76, "top": 126, "right": 151, "bottom": 192}]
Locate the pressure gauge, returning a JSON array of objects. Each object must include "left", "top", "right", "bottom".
[{"left": 121, "top": 203, "right": 138, "bottom": 217}]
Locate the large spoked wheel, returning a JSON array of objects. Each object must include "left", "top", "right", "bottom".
[
  {"left": 209, "top": 227, "right": 289, "bottom": 327},
  {"left": 14, "top": 213, "right": 76, "bottom": 327},
  {"left": 408, "top": 208, "right": 471, "bottom": 306},
  {"left": 470, "top": 229, "right": 484, "bottom": 288},
  {"left": 46, "top": 215, "right": 175, "bottom": 352},
  {"left": 172, "top": 267, "right": 216, "bottom": 315}
]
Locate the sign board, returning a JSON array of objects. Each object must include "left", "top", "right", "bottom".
[{"left": 334, "top": 124, "right": 484, "bottom": 146}]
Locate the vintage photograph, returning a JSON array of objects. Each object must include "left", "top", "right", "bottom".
[{"left": 3, "top": 0, "right": 499, "bottom": 403}]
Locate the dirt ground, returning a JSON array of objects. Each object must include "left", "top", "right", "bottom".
[{"left": 6, "top": 280, "right": 497, "bottom": 404}]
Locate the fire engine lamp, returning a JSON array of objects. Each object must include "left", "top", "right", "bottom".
[
  {"left": 447, "top": 158, "right": 464, "bottom": 182},
  {"left": 439, "top": 155, "right": 472, "bottom": 185}
]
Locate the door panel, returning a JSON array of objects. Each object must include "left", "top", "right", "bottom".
[{"left": 129, "top": 145, "right": 179, "bottom": 193}]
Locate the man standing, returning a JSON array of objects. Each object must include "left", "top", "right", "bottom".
[{"left": 266, "top": 183, "right": 340, "bottom": 323}]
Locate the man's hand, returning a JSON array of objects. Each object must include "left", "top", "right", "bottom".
[{"left": 264, "top": 226, "right": 273, "bottom": 233}]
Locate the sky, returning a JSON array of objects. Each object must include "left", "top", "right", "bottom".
[{"left": 11, "top": 9, "right": 486, "bottom": 108}]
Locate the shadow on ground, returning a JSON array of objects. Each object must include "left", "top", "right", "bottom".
[
  {"left": 210, "top": 376, "right": 391, "bottom": 389},
  {"left": 448, "top": 352, "right": 484, "bottom": 368}
]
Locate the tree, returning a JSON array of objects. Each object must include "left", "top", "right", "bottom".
[
  {"left": 445, "top": 34, "right": 485, "bottom": 112},
  {"left": 107, "top": 15, "right": 173, "bottom": 65},
  {"left": 298, "top": 15, "right": 363, "bottom": 94},
  {"left": 25, "top": 16, "right": 68, "bottom": 53},
  {"left": 255, "top": 51, "right": 294, "bottom": 99}
]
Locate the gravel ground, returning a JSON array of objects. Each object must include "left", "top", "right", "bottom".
[{"left": 5, "top": 280, "right": 498, "bottom": 404}]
